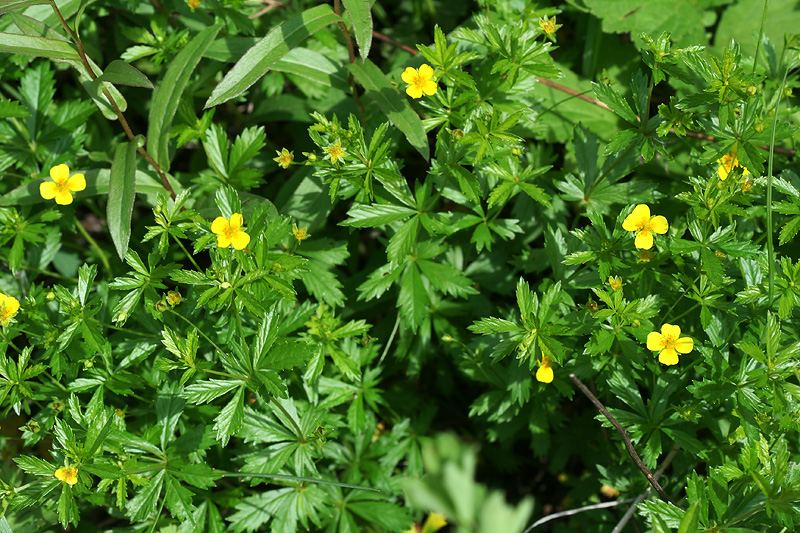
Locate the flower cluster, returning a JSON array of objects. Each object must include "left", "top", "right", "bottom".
[
  {"left": 622, "top": 204, "right": 668, "bottom": 250},
  {"left": 211, "top": 213, "right": 250, "bottom": 250},
  {"left": 39, "top": 164, "right": 85, "bottom": 205}
]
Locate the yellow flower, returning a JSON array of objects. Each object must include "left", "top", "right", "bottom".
[
  {"left": 323, "top": 141, "right": 347, "bottom": 164},
  {"left": 600, "top": 484, "right": 621, "bottom": 498},
  {"left": 0, "top": 293, "right": 19, "bottom": 327},
  {"left": 535, "top": 355, "right": 554, "bottom": 383},
  {"left": 54, "top": 466, "right": 78, "bottom": 486},
  {"left": 638, "top": 250, "right": 653, "bottom": 262},
  {"left": 401, "top": 64, "right": 438, "bottom": 99},
  {"left": 608, "top": 276, "right": 622, "bottom": 291},
  {"left": 622, "top": 204, "right": 668, "bottom": 250},
  {"left": 292, "top": 224, "right": 310, "bottom": 241},
  {"left": 646, "top": 323, "right": 694, "bottom": 366},
  {"left": 716, "top": 152, "right": 750, "bottom": 181},
  {"left": 539, "top": 16, "right": 557, "bottom": 34},
  {"left": 167, "top": 290, "right": 182, "bottom": 306},
  {"left": 187, "top": 0, "right": 200, "bottom": 10},
  {"left": 39, "top": 164, "right": 86, "bottom": 205},
  {"left": 274, "top": 148, "right": 294, "bottom": 169},
  {"left": 211, "top": 213, "right": 251, "bottom": 250},
  {"left": 421, "top": 512, "right": 448, "bottom": 533}
]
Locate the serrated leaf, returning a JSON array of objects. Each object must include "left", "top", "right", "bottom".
[
  {"left": 214, "top": 385, "right": 245, "bottom": 446},
  {"left": 398, "top": 265, "right": 428, "bottom": 332},
  {"left": 592, "top": 82, "right": 638, "bottom": 125},
  {"left": 182, "top": 379, "right": 243, "bottom": 404},
  {"left": 341, "top": 203, "right": 416, "bottom": 227},
  {"left": 347, "top": 59, "right": 429, "bottom": 159},
  {"left": 205, "top": 6, "right": 340, "bottom": 108},
  {"left": 149, "top": 24, "right": 222, "bottom": 172},
  {"left": 108, "top": 137, "right": 139, "bottom": 260}
]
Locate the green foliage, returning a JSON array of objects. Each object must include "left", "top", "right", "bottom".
[{"left": 0, "top": 1, "right": 799, "bottom": 532}]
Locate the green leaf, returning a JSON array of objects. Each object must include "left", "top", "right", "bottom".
[
  {"left": 58, "top": 484, "right": 78, "bottom": 527},
  {"left": 204, "top": 5, "right": 340, "bottom": 108},
  {"left": 107, "top": 137, "right": 140, "bottom": 260},
  {"left": 347, "top": 59, "right": 429, "bottom": 159},
  {"left": 94, "top": 59, "right": 153, "bottom": 89},
  {"left": 182, "top": 379, "right": 243, "bottom": 404},
  {"left": 778, "top": 215, "right": 800, "bottom": 245},
  {"left": 0, "top": 32, "right": 80, "bottom": 60},
  {"left": 148, "top": 24, "right": 222, "bottom": 172},
  {"left": 214, "top": 385, "right": 245, "bottom": 446},
  {"left": 398, "top": 265, "right": 428, "bottom": 331},
  {"left": 0, "top": 0, "right": 48, "bottom": 14},
  {"left": 592, "top": 82, "right": 638, "bottom": 125},
  {"left": 701, "top": 247, "right": 724, "bottom": 286},
  {"left": 341, "top": 203, "right": 416, "bottom": 227},
  {"left": 677, "top": 501, "right": 700, "bottom": 533},
  {"left": 348, "top": 501, "right": 411, "bottom": 531},
  {"left": 127, "top": 469, "right": 165, "bottom": 521},
  {"left": 343, "top": 0, "right": 372, "bottom": 60},
  {"left": 0, "top": 99, "right": 30, "bottom": 118},
  {"left": 164, "top": 475, "right": 195, "bottom": 523}
]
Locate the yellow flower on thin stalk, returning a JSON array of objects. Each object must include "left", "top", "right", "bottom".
[
  {"left": 622, "top": 204, "right": 668, "bottom": 250},
  {"left": 535, "top": 355, "right": 554, "bottom": 383},
  {"left": 608, "top": 276, "right": 622, "bottom": 291},
  {"left": 401, "top": 64, "right": 438, "bottom": 99},
  {"left": 211, "top": 213, "right": 250, "bottom": 250},
  {"left": 54, "top": 466, "right": 78, "bottom": 486},
  {"left": 292, "top": 224, "right": 310, "bottom": 241},
  {"left": 647, "top": 323, "right": 694, "bottom": 366},
  {"left": 39, "top": 164, "right": 86, "bottom": 205},
  {"left": 0, "top": 293, "right": 19, "bottom": 327},
  {"left": 539, "top": 16, "right": 558, "bottom": 35},
  {"left": 273, "top": 148, "right": 293, "bottom": 169},
  {"left": 323, "top": 141, "right": 347, "bottom": 164},
  {"left": 716, "top": 152, "right": 750, "bottom": 181}
]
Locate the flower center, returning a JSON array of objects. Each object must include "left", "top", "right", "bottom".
[{"left": 661, "top": 334, "right": 677, "bottom": 349}]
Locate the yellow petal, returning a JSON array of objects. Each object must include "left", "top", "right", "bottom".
[
  {"left": 55, "top": 189, "right": 73, "bottom": 205},
  {"left": 406, "top": 85, "right": 423, "bottom": 99},
  {"left": 418, "top": 63, "right": 434, "bottom": 81},
  {"left": 536, "top": 365, "right": 554, "bottom": 383},
  {"left": 50, "top": 164, "right": 69, "bottom": 184},
  {"left": 659, "top": 348, "right": 679, "bottom": 365},
  {"left": 646, "top": 331, "right": 664, "bottom": 351},
  {"left": 661, "top": 323, "right": 681, "bottom": 338},
  {"left": 422, "top": 80, "right": 438, "bottom": 96},
  {"left": 675, "top": 336, "right": 694, "bottom": 354},
  {"left": 40, "top": 181, "right": 58, "bottom": 200},
  {"left": 217, "top": 233, "right": 232, "bottom": 248},
  {"left": 634, "top": 230, "right": 654, "bottom": 250},
  {"left": 2, "top": 296, "right": 19, "bottom": 315},
  {"left": 231, "top": 230, "right": 250, "bottom": 250},
  {"left": 624, "top": 204, "right": 650, "bottom": 231},
  {"left": 66, "top": 173, "right": 86, "bottom": 192},
  {"left": 717, "top": 165, "right": 730, "bottom": 180},
  {"left": 211, "top": 216, "right": 228, "bottom": 235},
  {"left": 229, "top": 213, "right": 243, "bottom": 230},
  {"left": 650, "top": 215, "right": 668, "bottom": 234},
  {"left": 401, "top": 67, "right": 418, "bottom": 84}
]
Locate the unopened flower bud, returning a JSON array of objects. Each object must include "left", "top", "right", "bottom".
[{"left": 46, "top": 291, "right": 55, "bottom": 301}]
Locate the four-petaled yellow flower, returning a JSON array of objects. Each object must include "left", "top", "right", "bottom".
[
  {"left": 539, "top": 16, "right": 557, "bottom": 34},
  {"left": 422, "top": 512, "right": 448, "bottom": 533},
  {"left": 622, "top": 204, "right": 668, "bottom": 250},
  {"left": 716, "top": 152, "right": 750, "bottom": 181},
  {"left": 0, "top": 293, "right": 19, "bottom": 327},
  {"left": 401, "top": 64, "right": 438, "bottom": 99},
  {"left": 608, "top": 276, "right": 622, "bottom": 291},
  {"left": 535, "top": 355, "right": 554, "bottom": 383},
  {"left": 211, "top": 213, "right": 251, "bottom": 250},
  {"left": 647, "top": 324, "right": 694, "bottom": 366},
  {"left": 274, "top": 148, "right": 294, "bottom": 169},
  {"left": 39, "top": 164, "right": 86, "bottom": 205},
  {"left": 323, "top": 141, "right": 347, "bottom": 164},
  {"left": 54, "top": 466, "right": 78, "bottom": 486},
  {"left": 292, "top": 224, "right": 310, "bottom": 241}
]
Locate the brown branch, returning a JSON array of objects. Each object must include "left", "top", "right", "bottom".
[
  {"left": 248, "top": 0, "right": 285, "bottom": 20},
  {"left": 569, "top": 374, "right": 683, "bottom": 509},
  {"left": 49, "top": 0, "right": 177, "bottom": 200},
  {"left": 372, "top": 30, "right": 419, "bottom": 56},
  {"left": 333, "top": 0, "right": 365, "bottom": 116}
]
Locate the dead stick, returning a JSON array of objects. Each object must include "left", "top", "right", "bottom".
[{"left": 569, "top": 374, "right": 682, "bottom": 509}]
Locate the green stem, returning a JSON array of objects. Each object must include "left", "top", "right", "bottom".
[
  {"left": 752, "top": 0, "right": 770, "bottom": 74},
  {"left": 377, "top": 314, "right": 400, "bottom": 366},
  {"left": 201, "top": 367, "right": 247, "bottom": 380},
  {"left": 43, "top": 371, "right": 68, "bottom": 392},
  {"left": 93, "top": 320, "right": 160, "bottom": 339},
  {"left": 1, "top": 330, "right": 21, "bottom": 353},
  {"left": 74, "top": 219, "right": 111, "bottom": 276},
  {"left": 172, "top": 235, "right": 202, "bottom": 271},
  {"left": 665, "top": 302, "right": 701, "bottom": 325},
  {"left": 767, "top": 66, "right": 789, "bottom": 307},
  {"left": 165, "top": 309, "right": 229, "bottom": 358},
  {"left": 641, "top": 74, "right": 655, "bottom": 133},
  {"left": 270, "top": 396, "right": 305, "bottom": 441}
]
